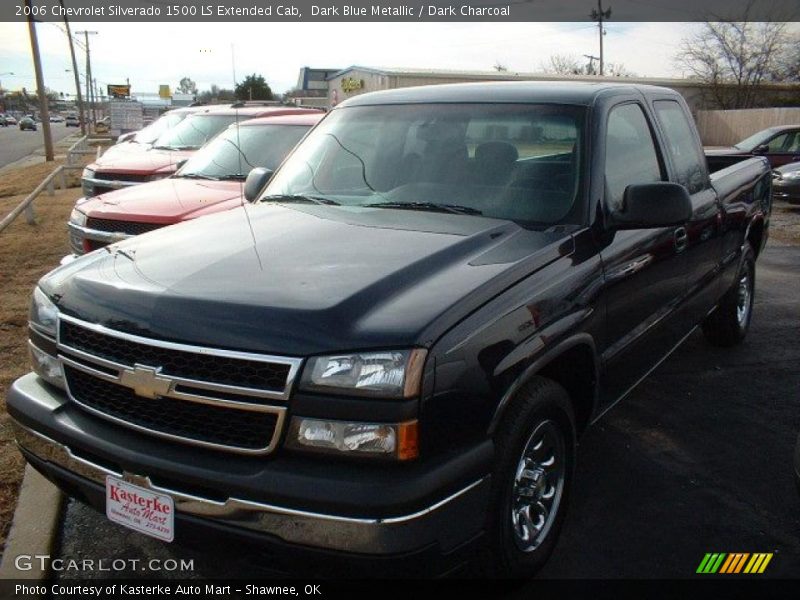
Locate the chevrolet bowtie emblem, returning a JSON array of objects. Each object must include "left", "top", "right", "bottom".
[{"left": 119, "top": 364, "right": 173, "bottom": 399}]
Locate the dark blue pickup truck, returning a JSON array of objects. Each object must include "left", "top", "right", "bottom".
[{"left": 9, "top": 82, "right": 771, "bottom": 577}]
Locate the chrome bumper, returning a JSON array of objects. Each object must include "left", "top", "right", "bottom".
[
  {"left": 11, "top": 419, "right": 490, "bottom": 554},
  {"left": 68, "top": 221, "right": 133, "bottom": 253}
]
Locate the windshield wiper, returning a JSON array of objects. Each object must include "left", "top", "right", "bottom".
[
  {"left": 262, "top": 194, "right": 340, "bottom": 206},
  {"left": 215, "top": 174, "right": 247, "bottom": 181},
  {"left": 365, "top": 201, "right": 482, "bottom": 216},
  {"left": 177, "top": 173, "right": 220, "bottom": 180},
  {"left": 153, "top": 144, "right": 197, "bottom": 151}
]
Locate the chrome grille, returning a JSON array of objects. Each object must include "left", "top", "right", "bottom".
[{"left": 57, "top": 314, "right": 302, "bottom": 455}]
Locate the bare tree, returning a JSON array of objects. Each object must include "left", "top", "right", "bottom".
[
  {"left": 493, "top": 61, "right": 509, "bottom": 72},
  {"left": 542, "top": 53, "right": 633, "bottom": 77},
  {"left": 542, "top": 54, "right": 584, "bottom": 75},
  {"left": 675, "top": 4, "right": 794, "bottom": 109}
]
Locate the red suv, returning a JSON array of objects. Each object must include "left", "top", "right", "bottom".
[
  {"left": 69, "top": 112, "right": 323, "bottom": 254},
  {"left": 80, "top": 103, "right": 321, "bottom": 198}
]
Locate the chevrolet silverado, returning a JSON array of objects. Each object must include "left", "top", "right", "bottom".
[{"left": 9, "top": 82, "right": 771, "bottom": 577}]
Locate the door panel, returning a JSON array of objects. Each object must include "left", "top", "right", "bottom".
[{"left": 597, "top": 101, "right": 688, "bottom": 407}]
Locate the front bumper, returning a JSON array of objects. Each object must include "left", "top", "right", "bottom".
[
  {"left": 772, "top": 179, "right": 800, "bottom": 204},
  {"left": 8, "top": 373, "right": 492, "bottom": 557},
  {"left": 68, "top": 219, "right": 133, "bottom": 255}
]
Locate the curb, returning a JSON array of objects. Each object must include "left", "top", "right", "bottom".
[{"left": 0, "top": 465, "right": 63, "bottom": 579}]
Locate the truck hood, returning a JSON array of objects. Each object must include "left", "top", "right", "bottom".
[
  {"left": 92, "top": 148, "right": 194, "bottom": 175},
  {"left": 78, "top": 178, "right": 244, "bottom": 223},
  {"left": 45, "top": 204, "right": 572, "bottom": 356}
]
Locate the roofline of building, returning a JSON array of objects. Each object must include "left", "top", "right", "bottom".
[{"left": 326, "top": 65, "right": 800, "bottom": 91}]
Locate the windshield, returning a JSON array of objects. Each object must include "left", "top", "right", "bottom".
[
  {"left": 264, "top": 103, "right": 585, "bottom": 226},
  {"left": 152, "top": 115, "right": 241, "bottom": 151},
  {"left": 734, "top": 129, "right": 775, "bottom": 151},
  {"left": 134, "top": 112, "right": 188, "bottom": 144},
  {"left": 177, "top": 124, "right": 311, "bottom": 180}
]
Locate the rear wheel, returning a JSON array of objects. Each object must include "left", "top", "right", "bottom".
[
  {"left": 482, "top": 376, "right": 575, "bottom": 577},
  {"left": 702, "top": 244, "right": 755, "bottom": 347}
]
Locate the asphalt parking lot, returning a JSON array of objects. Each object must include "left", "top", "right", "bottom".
[{"left": 52, "top": 242, "right": 800, "bottom": 580}]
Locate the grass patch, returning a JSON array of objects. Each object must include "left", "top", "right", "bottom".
[{"left": 0, "top": 176, "right": 81, "bottom": 548}]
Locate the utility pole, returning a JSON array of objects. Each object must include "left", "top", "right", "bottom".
[
  {"left": 583, "top": 54, "right": 600, "bottom": 76},
  {"left": 590, "top": 0, "right": 611, "bottom": 76},
  {"left": 25, "top": 0, "right": 54, "bottom": 161},
  {"left": 76, "top": 30, "right": 97, "bottom": 128},
  {"left": 61, "top": 0, "right": 86, "bottom": 135}
]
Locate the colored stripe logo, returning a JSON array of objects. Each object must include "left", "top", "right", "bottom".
[{"left": 697, "top": 553, "right": 773, "bottom": 574}]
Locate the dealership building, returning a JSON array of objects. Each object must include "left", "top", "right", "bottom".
[{"left": 293, "top": 65, "right": 798, "bottom": 116}]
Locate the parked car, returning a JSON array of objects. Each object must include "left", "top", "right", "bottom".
[
  {"left": 18, "top": 116, "right": 37, "bottom": 131},
  {"left": 772, "top": 161, "right": 800, "bottom": 204},
  {"left": 80, "top": 104, "right": 321, "bottom": 198},
  {"left": 9, "top": 82, "right": 771, "bottom": 577},
  {"left": 0, "top": 114, "right": 7, "bottom": 127},
  {"left": 115, "top": 105, "right": 209, "bottom": 145},
  {"left": 707, "top": 124, "right": 800, "bottom": 170},
  {"left": 5, "top": 115, "right": 18, "bottom": 125},
  {"left": 65, "top": 114, "right": 81, "bottom": 127},
  {"left": 68, "top": 112, "right": 323, "bottom": 254},
  {"left": 50, "top": 114, "right": 65, "bottom": 123}
]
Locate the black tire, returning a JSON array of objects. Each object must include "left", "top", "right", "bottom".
[
  {"left": 702, "top": 243, "right": 755, "bottom": 347},
  {"left": 481, "top": 376, "right": 576, "bottom": 578}
]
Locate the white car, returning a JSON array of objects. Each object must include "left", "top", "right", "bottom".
[{"left": 50, "top": 115, "right": 65, "bottom": 123}]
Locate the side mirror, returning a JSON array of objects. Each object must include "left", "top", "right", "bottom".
[
  {"left": 753, "top": 144, "right": 768, "bottom": 155},
  {"left": 610, "top": 182, "right": 692, "bottom": 229},
  {"left": 117, "top": 132, "right": 135, "bottom": 144},
  {"left": 244, "top": 167, "right": 273, "bottom": 203}
]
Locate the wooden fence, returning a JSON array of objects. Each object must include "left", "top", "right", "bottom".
[{"left": 696, "top": 108, "right": 800, "bottom": 146}]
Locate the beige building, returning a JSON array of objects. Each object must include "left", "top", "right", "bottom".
[{"left": 323, "top": 65, "right": 798, "bottom": 117}]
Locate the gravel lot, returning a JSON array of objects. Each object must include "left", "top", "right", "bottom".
[{"left": 52, "top": 242, "right": 800, "bottom": 579}]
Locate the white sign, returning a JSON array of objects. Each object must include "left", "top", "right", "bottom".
[
  {"left": 109, "top": 100, "right": 144, "bottom": 133},
  {"left": 106, "top": 475, "right": 175, "bottom": 542}
]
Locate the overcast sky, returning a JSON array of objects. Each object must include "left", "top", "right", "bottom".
[{"left": 0, "top": 21, "right": 719, "bottom": 97}]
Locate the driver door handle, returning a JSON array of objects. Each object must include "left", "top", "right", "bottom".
[{"left": 674, "top": 227, "right": 688, "bottom": 253}]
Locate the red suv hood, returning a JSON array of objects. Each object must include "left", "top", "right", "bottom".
[
  {"left": 90, "top": 148, "right": 194, "bottom": 176},
  {"left": 77, "top": 177, "right": 245, "bottom": 223}
]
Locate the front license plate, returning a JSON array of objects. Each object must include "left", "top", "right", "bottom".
[{"left": 105, "top": 475, "right": 174, "bottom": 542}]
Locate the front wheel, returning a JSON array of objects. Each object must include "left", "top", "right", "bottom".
[
  {"left": 702, "top": 244, "right": 755, "bottom": 347},
  {"left": 481, "top": 376, "right": 575, "bottom": 577}
]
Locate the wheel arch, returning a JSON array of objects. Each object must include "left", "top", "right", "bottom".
[{"left": 488, "top": 334, "right": 600, "bottom": 438}]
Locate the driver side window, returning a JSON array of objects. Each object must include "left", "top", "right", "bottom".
[{"left": 604, "top": 103, "right": 664, "bottom": 211}]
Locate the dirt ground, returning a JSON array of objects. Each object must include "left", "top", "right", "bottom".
[
  {"left": 770, "top": 200, "right": 800, "bottom": 245},
  {"left": 0, "top": 180, "right": 82, "bottom": 547}
]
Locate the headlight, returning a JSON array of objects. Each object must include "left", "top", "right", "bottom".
[
  {"left": 81, "top": 167, "right": 95, "bottom": 180},
  {"left": 286, "top": 418, "right": 418, "bottom": 460},
  {"left": 29, "top": 286, "right": 58, "bottom": 337},
  {"left": 299, "top": 349, "right": 426, "bottom": 398},
  {"left": 69, "top": 209, "right": 87, "bottom": 227},
  {"left": 28, "top": 286, "right": 64, "bottom": 389}
]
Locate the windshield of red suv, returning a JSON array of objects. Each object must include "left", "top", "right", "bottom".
[
  {"left": 134, "top": 111, "right": 189, "bottom": 144},
  {"left": 152, "top": 114, "right": 243, "bottom": 151},
  {"left": 177, "top": 123, "right": 311, "bottom": 180},
  {"left": 264, "top": 103, "right": 585, "bottom": 226}
]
